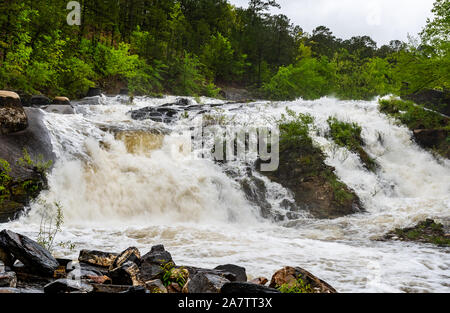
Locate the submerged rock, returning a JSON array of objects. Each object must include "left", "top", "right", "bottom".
[
  {"left": 0, "top": 230, "right": 59, "bottom": 276},
  {"left": 269, "top": 266, "right": 337, "bottom": 293},
  {"left": 129, "top": 106, "right": 181, "bottom": 123},
  {"left": 382, "top": 219, "right": 450, "bottom": 246},
  {"left": 86, "top": 87, "right": 102, "bottom": 97},
  {"left": 41, "top": 105, "right": 75, "bottom": 115}
]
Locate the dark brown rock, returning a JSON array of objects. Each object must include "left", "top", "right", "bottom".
[
  {"left": 109, "top": 247, "right": 141, "bottom": 271},
  {"left": 167, "top": 282, "right": 182, "bottom": 293},
  {"left": 269, "top": 266, "right": 337, "bottom": 293},
  {"left": 108, "top": 261, "right": 143, "bottom": 286},
  {"left": 0, "top": 230, "right": 59, "bottom": 276},
  {"left": 30, "top": 95, "right": 51, "bottom": 106},
  {"left": 249, "top": 277, "right": 268, "bottom": 285},
  {"left": 139, "top": 244, "right": 174, "bottom": 281},
  {"left": 78, "top": 249, "right": 118, "bottom": 268},
  {"left": 214, "top": 264, "right": 247, "bottom": 282},
  {"left": 0, "top": 91, "right": 28, "bottom": 135}
]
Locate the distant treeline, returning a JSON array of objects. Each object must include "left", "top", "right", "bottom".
[{"left": 0, "top": 0, "right": 448, "bottom": 100}]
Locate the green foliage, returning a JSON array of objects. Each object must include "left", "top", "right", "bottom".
[
  {"left": 278, "top": 277, "right": 314, "bottom": 293},
  {"left": 262, "top": 57, "right": 335, "bottom": 100},
  {"left": 277, "top": 108, "right": 315, "bottom": 148},
  {"left": 390, "top": 219, "right": 450, "bottom": 247},
  {"left": 17, "top": 148, "right": 53, "bottom": 175},
  {"left": 379, "top": 98, "right": 448, "bottom": 130},
  {"left": 327, "top": 117, "right": 377, "bottom": 171},
  {"left": 0, "top": 159, "right": 12, "bottom": 198},
  {"left": 160, "top": 262, "right": 188, "bottom": 287}
]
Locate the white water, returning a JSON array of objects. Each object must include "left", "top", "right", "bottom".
[{"left": 4, "top": 95, "right": 450, "bottom": 293}]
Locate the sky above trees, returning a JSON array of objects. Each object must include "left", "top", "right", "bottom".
[{"left": 229, "top": 0, "right": 435, "bottom": 46}]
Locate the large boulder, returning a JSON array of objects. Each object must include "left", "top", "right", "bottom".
[
  {"left": 0, "top": 230, "right": 59, "bottom": 276},
  {"left": 269, "top": 266, "right": 337, "bottom": 293},
  {"left": 0, "top": 107, "right": 55, "bottom": 222},
  {"left": 86, "top": 87, "right": 102, "bottom": 97},
  {"left": 413, "top": 129, "right": 449, "bottom": 158},
  {"left": 257, "top": 142, "right": 362, "bottom": 219},
  {"left": 139, "top": 245, "right": 174, "bottom": 281},
  {"left": 30, "top": 95, "right": 51, "bottom": 107},
  {"left": 0, "top": 91, "right": 28, "bottom": 135}
]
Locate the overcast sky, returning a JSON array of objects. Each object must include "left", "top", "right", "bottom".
[{"left": 228, "top": 0, "right": 435, "bottom": 46}]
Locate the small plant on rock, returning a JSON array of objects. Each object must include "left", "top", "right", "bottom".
[
  {"left": 278, "top": 276, "right": 314, "bottom": 294},
  {"left": 160, "top": 261, "right": 188, "bottom": 287}
]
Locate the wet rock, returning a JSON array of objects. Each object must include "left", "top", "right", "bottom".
[
  {"left": 0, "top": 107, "right": 55, "bottom": 222},
  {"left": 249, "top": 277, "right": 268, "bottom": 285},
  {"left": 240, "top": 177, "right": 272, "bottom": 219},
  {"left": 269, "top": 266, "right": 337, "bottom": 293},
  {"left": 0, "top": 230, "right": 59, "bottom": 276},
  {"left": 0, "top": 91, "right": 28, "bottom": 135},
  {"left": 214, "top": 264, "right": 247, "bottom": 282},
  {"left": 78, "top": 249, "right": 118, "bottom": 268},
  {"left": 413, "top": 129, "right": 449, "bottom": 158},
  {"left": 87, "top": 87, "right": 102, "bottom": 97},
  {"left": 145, "top": 279, "right": 167, "bottom": 293},
  {"left": 129, "top": 106, "right": 180, "bottom": 123},
  {"left": 382, "top": 219, "right": 450, "bottom": 246},
  {"left": 183, "top": 272, "right": 230, "bottom": 293},
  {"left": 52, "top": 97, "right": 71, "bottom": 105},
  {"left": 256, "top": 142, "right": 363, "bottom": 219},
  {"left": 108, "top": 261, "right": 143, "bottom": 286},
  {"left": 402, "top": 88, "right": 450, "bottom": 116},
  {"left": 0, "top": 271, "right": 17, "bottom": 287},
  {"left": 44, "top": 279, "right": 93, "bottom": 294},
  {"left": 221, "top": 282, "right": 280, "bottom": 294},
  {"left": 119, "top": 88, "right": 129, "bottom": 95},
  {"left": 67, "top": 261, "right": 110, "bottom": 280},
  {"left": 76, "top": 96, "right": 103, "bottom": 106},
  {"left": 41, "top": 104, "right": 75, "bottom": 114},
  {"left": 109, "top": 247, "right": 141, "bottom": 270},
  {"left": 30, "top": 95, "right": 51, "bottom": 106},
  {"left": 53, "top": 265, "right": 67, "bottom": 279},
  {"left": 139, "top": 245, "right": 174, "bottom": 281}
]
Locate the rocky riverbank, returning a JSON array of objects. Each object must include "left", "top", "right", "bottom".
[{"left": 0, "top": 229, "right": 337, "bottom": 294}]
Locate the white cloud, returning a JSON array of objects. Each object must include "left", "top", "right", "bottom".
[{"left": 228, "top": 0, "right": 435, "bottom": 46}]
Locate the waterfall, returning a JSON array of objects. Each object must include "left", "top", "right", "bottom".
[{"left": 4, "top": 95, "right": 449, "bottom": 292}]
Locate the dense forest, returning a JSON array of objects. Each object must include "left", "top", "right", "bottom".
[{"left": 0, "top": 0, "right": 448, "bottom": 100}]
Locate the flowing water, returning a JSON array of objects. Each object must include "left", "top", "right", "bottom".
[{"left": 4, "top": 95, "right": 450, "bottom": 292}]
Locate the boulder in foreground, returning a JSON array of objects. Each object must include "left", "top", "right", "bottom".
[
  {"left": 269, "top": 266, "right": 337, "bottom": 293},
  {"left": 0, "top": 229, "right": 59, "bottom": 276}
]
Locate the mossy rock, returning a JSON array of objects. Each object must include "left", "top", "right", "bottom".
[{"left": 383, "top": 219, "right": 450, "bottom": 247}]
